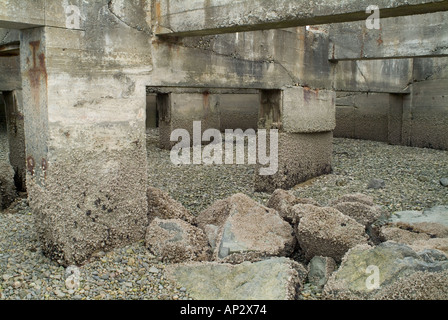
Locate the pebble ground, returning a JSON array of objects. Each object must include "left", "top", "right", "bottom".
[{"left": 0, "top": 130, "right": 447, "bottom": 300}]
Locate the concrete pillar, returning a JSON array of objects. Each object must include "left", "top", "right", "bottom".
[
  {"left": 3, "top": 90, "right": 26, "bottom": 192},
  {"left": 255, "top": 87, "right": 335, "bottom": 192},
  {"left": 159, "top": 92, "right": 221, "bottom": 149},
  {"left": 21, "top": 27, "right": 148, "bottom": 266}
]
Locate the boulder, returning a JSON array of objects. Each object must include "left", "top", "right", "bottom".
[
  {"left": 410, "top": 238, "right": 448, "bottom": 256},
  {"left": 196, "top": 195, "right": 235, "bottom": 230},
  {"left": 379, "top": 225, "right": 431, "bottom": 245},
  {"left": 211, "top": 194, "right": 296, "bottom": 263},
  {"left": 307, "top": 256, "right": 337, "bottom": 290},
  {"left": 164, "top": 257, "right": 308, "bottom": 300},
  {"left": 323, "top": 242, "right": 448, "bottom": 300},
  {"left": 0, "top": 162, "right": 16, "bottom": 210},
  {"left": 147, "top": 187, "right": 195, "bottom": 225},
  {"left": 296, "top": 205, "right": 369, "bottom": 262},
  {"left": 379, "top": 206, "right": 448, "bottom": 246},
  {"left": 332, "top": 202, "right": 382, "bottom": 227},
  {"left": 266, "top": 189, "right": 319, "bottom": 224},
  {"left": 330, "top": 193, "right": 374, "bottom": 207},
  {"left": 145, "top": 218, "right": 211, "bottom": 263},
  {"left": 389, "top": 206, "right": 448, "bottom": 227}
]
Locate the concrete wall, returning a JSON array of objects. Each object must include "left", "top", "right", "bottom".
[
  {"left": 334, "top": 57, "right": 448, "bottom": 151},
  {"left": 219, "top": 94, "right": 259, "bottom": 132},
  {"left": 335, "top": 92, "right": 390, "bottom": 142}
]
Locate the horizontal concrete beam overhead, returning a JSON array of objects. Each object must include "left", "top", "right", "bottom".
[
  {"left": 154, "top": 0, "right": 448, "bottom": 37},
  {"left": 0, "top": 0, "right": 82, "bottom": 29},
  {"left": 329, "top": 11, "right": 448, "bottom": 60}
]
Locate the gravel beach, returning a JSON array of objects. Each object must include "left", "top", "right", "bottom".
[{"left": 0, "top": 129, "right": 447, "bottom": 300}]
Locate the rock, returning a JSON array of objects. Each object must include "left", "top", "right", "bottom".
[
  {"left": 266, "top": 189, "right": 319, "bottom": 224},
  {"left": 367, "top": 179, "right": 385, "bottom": 190},
  {"left": 165, "top": 257, "right": 307, "bottom": 300},
  {"left": 149, "top": 266, "right": 159, "bottom": 274},
  {"left": 389, "top": 206, "right": 448, "bottom": 227},
  {"left": 0, "top": 162, "right": 16, "bottom": 210},
  {"left": 381, "top": 206, "right": 448, "bottom": 245},
  {"left": 145, "top": 218, "right": 211, "bottom": 263},
  {"left": 307, "top": 256, "right": 337, "bottom": 290},
  {"left": 409, "top": 238, "right": 448, "bottom": 256},
  {"left": 330, "top": 193, "right": 374, "bottom": 207},
  {"left": 147, "top": 187, "right": 195, "bottom": 225},
  {"left": 203, "top": 224, "right": 219, "bottom": 252},
  {"left": 440, "top": 178, "right": 448, "bottom": 187},
  {"left": 417, "top": 249, "right": 448, "bottom": 263},
  {"left": 332, "top": 202, "right": 382, "bottom": 227},
  {"left": 209, "top": 194, "right": 296, "bottom": 263},
  {"left": 379, "top": 225, "right": 431, "bottom": 245},
  {"left": 65, "top": 265, "right": 81, "bottom": 290},
  {"left": 65, "top": 276, "right": 80, "bottom": 290},
  {"left": 323, "top": 242, "right": 448, "bottom": 300},
  {"left": 296, "top": 205, "right": 369, "bottom": 262}
]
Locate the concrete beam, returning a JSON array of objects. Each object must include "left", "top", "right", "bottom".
[
  {"left": 154, "top": 0, "right": 448, "bottom": 37},
  {"left": 0, "top": 0, "right": 78, "bottom": 29},
  {"left": 329, "top": 11, "right": 448, "bottom": 60}
]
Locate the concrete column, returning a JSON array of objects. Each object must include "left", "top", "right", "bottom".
[
  {"left": 159, "top": 92, "right": 221, "bottom": 149},
  {"left": 255, "top": 87, "right": 335, "bottom": 192},
  {"left": 21, "top": 27, "right": 148, "bottom": 266}
]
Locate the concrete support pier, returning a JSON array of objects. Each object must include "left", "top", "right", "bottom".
[{"left": 255, "top": 87, "right": 335, "bottom": 192}]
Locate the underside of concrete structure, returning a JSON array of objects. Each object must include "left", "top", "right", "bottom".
[{"left": 0, "top": 0, "right": 447, "bottom": 269}]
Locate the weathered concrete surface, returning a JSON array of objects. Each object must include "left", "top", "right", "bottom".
[
  {"left": 405, "top": 79, "right": 448, "bottom": 150},
  {"left": 329, "top": 11, "right": 448, "bottom": 60},
  {"left": 165, "top": 257, "right": 307, "bottom": 300},
  {"left": 0, "top": 32, "right": 21, "bottom": 92},
  {"left": 19, "top": 0, "right": 153, "bottom": 266},
  {"left": 282, "top": 87, "right": 336, "bottom": 133},
  {"left": 154, "top": 0, "right": 448, "bottom": 37},
  {"left": 159, "top": 92, "right": 221, "bottom": 149},
  {"left": 333, "top": 59, "right": 413, "bottom": 93},
  {"left": 255, "top": 132, "right": 333, "bottom": 193},
  {"left": 0, "top": 0, "right": 85, "bottom": 30},
  {"left": 219, "top": 94, "right": 259, "bottom": 131},
  {"left": 334, "top": 92, "right": 390, "bottom": 142}
]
